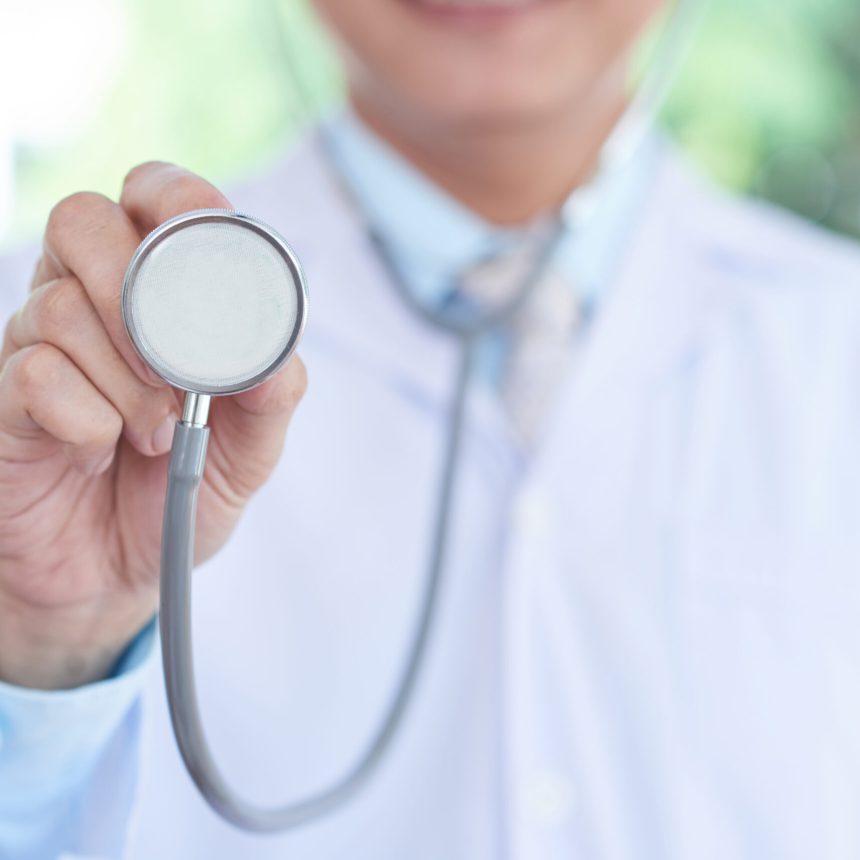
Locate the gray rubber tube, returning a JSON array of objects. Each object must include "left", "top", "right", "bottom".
[
  {"left": 158, "top": 200, "right": 569, "bottom": 833},
  {"left": 159, "top": 338, "right": 476, "bottom": 832}
]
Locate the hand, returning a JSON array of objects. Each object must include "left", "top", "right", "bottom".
[{"left": 0, "top": 163, "right": 307, "bottom": 689}]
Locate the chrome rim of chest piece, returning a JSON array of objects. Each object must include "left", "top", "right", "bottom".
[{"left": 122, "top": 209, "right": 307, "bottom": 396}]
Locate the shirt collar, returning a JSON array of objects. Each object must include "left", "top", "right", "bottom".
[{"left": 322, "top": 107, "right": 660, "bottom": 313}]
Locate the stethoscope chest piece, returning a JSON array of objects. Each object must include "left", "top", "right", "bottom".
[{"left": 122, "top": 209, "right": 307, "bottom": 398}]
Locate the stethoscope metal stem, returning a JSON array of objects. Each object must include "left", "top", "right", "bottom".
[{"left": 182, "top": 392, "right": 211, "bottom": 427}]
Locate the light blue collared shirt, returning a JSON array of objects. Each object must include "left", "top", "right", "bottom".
[
  {"left": 0, "top": 107, "right": 657, "bottom": 859},
  {"left": 322, "top": 109, "right": 659, "bottom": 316}
]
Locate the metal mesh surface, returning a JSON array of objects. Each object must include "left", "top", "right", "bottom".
[{"left": 127, "top": 221, "right": 299, "bottom": 393}]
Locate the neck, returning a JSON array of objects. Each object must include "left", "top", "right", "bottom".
[{"left": 350, "top": 75, "right": 628, "bottom": 226}]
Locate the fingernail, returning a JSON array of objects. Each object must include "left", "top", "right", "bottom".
[{"left": 152, "top": 415, "right": 177, "bottom": 454}]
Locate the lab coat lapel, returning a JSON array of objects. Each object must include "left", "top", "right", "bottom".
[
  {"left": 238, "top": 137, "right": 462, "bottom": 413},
  {"left": 295, "top": 135, "right": 714, "bottom": 464}
]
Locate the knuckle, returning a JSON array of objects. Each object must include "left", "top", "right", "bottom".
[
  {"left": 31, "top": 278, "right": 88, "bottom": 339},
  {"left": 99, "top": 406, "right": 124, "bottom": 443},
  {"left": 84, "top": 392, "right": 123, "bottom": 445},
  {"left": 122, "top": 160, "right": 171, "bottom": 192},
  {"left": 10, "top": 343, "right": 61, "bottom": 393},
  {"left": 121, "top": 161, "right": 227, "bottom": 226},
  {"left": 71, "top": 411, "right": 121, "bottom": 461},
  {"left": 46, "top": 191, "right": 114, "bottom": 243},
  {"left": 165, "top": 171, "right": 226, "bottom": 211}
]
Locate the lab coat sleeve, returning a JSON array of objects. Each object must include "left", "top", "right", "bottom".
[{"left": 0, "top": 620, "right": 157, "bottom": 859}]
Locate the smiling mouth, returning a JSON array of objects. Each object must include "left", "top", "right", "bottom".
[
  {"left": 406, "top": 0, "right": 557, "bottom": 21},
  {"left": 414, "top": 0, "right": 547, "bottom": 5}
]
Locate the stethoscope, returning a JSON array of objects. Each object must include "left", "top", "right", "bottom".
[{"left": 120, "top": 0, "right": 706, "bottom": 833}]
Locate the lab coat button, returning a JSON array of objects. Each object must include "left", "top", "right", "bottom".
[{"left": 520, "top": 770, "right": 575, "bottom": 825}]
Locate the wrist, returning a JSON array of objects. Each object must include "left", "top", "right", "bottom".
[{"left": 0, "top": 590, "right": 156, "bottom": 690}]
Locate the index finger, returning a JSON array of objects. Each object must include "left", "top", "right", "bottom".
[
  {"left": 120, "top": 161, "right": 232, "bottom": 236},
  {"left": 37, "top": 192, "right": 163, "bottom": 386}
]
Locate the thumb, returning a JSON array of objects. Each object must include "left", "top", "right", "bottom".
[{"left": 201, "top": 356, "right": 308, "bottom": 508}]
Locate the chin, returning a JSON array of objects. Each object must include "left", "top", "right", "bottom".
[
  {"left": 378, "top": 54, "right": 615, "bottom": 137},
  {"left": 317, "top": 0, "right": 660, "bottom": 131}
]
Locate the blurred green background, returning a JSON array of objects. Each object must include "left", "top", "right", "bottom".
[{"left": 2, "top": 0, "right": 859, "bottom": 248}]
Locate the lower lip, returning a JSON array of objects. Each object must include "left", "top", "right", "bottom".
[{"left": 405, "top": 0, "right": 556, "bottom": 25}]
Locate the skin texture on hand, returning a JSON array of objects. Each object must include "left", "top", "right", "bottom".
[
  {"left": 0, "top": 0, "right": 665, "bottom": 688},
  {"left": 0, "top": 163, "right": 307, "bottom": 690}
]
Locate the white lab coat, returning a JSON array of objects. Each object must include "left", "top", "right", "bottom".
[{"left": 4, "top": 136, "right": 860, "bottom": 859}]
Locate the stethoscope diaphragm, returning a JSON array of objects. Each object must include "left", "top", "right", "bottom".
[{"left": 122, "top": 209, "right": 307, "bottom": 396}]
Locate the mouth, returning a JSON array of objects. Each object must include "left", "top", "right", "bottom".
[{"left": 405, "top": 0, "right": 558, "bottom": 25}]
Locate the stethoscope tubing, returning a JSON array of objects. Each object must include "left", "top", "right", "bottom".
[{"left": 158, "top": 0, "right": 708, "bottom": 832}]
